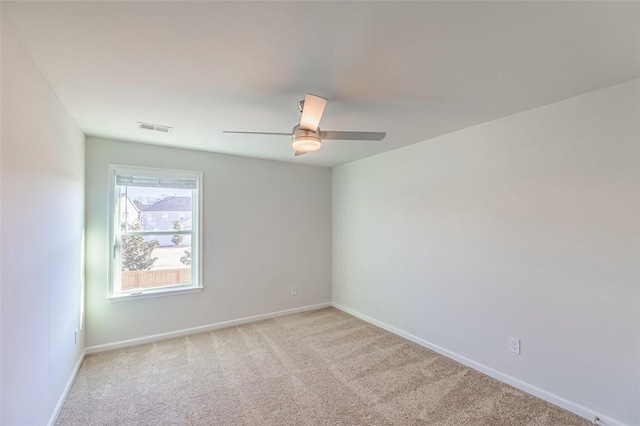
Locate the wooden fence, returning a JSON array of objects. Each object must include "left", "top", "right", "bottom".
[{"left": 122, "top": 268, "right": 191, "bottom": 290}]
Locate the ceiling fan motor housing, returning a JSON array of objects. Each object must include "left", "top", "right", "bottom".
[{"left": 292, "top": 124, "right": 322, "bottom": 152}]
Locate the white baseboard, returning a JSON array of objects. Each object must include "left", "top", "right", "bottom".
[
  {"left": 48, "top": 348, "right": 86, "bottom": 426},
  {"left": 331, "top": 302, "right": 629, "bottom": 426},
  {"left": 86, "top": 302, "right": 332, "bottom": 355}
]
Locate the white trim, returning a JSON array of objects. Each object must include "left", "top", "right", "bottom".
[
  {"left": 48, "top": 349, "right": 86, "bottom": 426},
  {"left": 331, "top": 302, "right": 630, "bottom": 426},
  {"left": 107, "top": 163, "right": 204, "bottom": 298},
  {"left": 86, "top": 302, "right": 331, "bottom": 354},
  {"left": 107, "top": 285, "right": 203, "bottom": 303},
  {"left": 112, "top": 164, "right": 201, "bottom": 182}
]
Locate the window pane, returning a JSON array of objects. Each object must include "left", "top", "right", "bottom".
[
  {"left": 119, "top": 185, "right": 192, "bottom": 233},
  {"left": 120, "top": 234, "right": 192, "bottom": 292}
]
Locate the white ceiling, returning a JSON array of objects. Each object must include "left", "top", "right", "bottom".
[{"left": 3, "top": 1, "right": 639, "bottom": 168}]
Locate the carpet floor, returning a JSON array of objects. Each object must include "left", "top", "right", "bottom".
[{"left": 57, "top": 307, "right": 591, "bottom": 425}]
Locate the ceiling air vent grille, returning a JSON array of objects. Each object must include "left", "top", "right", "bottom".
[{"left": 138, "top": 122, "right": 173, "bottom": 133}]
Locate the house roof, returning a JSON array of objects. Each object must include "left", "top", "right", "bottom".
[{"left": 142, "top": 196, "right": 191, "bottom": 212}]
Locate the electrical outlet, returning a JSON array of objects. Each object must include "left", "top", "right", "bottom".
[
  {"left": 509, "top": 337, "right": 521, "bottom": 354},
  {"left": 290, "top": 287, "right": 297, "bottom": 296}
]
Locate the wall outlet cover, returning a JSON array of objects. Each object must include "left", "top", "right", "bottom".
[{"left": 509, "top": 337, "right": 521, "bottom": 354}]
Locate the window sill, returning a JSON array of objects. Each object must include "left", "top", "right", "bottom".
[{"left": 107, "top": 286, "right": 203, "bottom": 303}]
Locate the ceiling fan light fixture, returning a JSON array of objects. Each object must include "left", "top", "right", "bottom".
[
  {"left": 292, "top": 124, "right": 322, "bottom": 153},
  {"left": 292, "top": 135, "right": 322, "bottom": 152}
]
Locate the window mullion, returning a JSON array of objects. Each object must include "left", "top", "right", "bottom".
[{"left": 121, "top": 230, "right": 193, "bottom": 237}]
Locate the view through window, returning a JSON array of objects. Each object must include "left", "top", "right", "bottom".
[{"left": 110, "top": 166, "right": 201, "bottom": 297}]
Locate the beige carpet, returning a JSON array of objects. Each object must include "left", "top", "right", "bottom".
[{"left": 57, "top": 308, "right": 591, "bottom": 425}]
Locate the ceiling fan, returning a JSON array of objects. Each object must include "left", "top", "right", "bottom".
[{"left": 224, "top": 94, "right": 386, "bottom": 156}]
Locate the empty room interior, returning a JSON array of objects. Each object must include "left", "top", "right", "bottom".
[{"left": 1, "top": 2, "right": 639, "bottom": 426}]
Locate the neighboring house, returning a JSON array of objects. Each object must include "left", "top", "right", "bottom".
[
  {"left": 140, "top": 196, "right": 192, "bottom": 246},
  {"left": 119, "top": 194, "right": 140, "bottom": 228}
]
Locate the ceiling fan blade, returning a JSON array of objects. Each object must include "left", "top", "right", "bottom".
[
  {"left": 320, "top": 131, "right": 386, "bottom": 141},
  {"left": 294, "top": 150, "right": 307, "bottom": 157},
  {"left": 299, "top": 94, "right": 327, "bottom": 133},
  {"left": 223, "top": 131, "right": 292, "bottom": 136}
]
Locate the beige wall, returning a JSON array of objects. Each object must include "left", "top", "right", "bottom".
[
  {"left": 1, "top": 23, "right": 86, "bottom": 425},
  {"left": 332, "top": 80, "right": 640, "bottom": 425},
  {"left": 85, "top": 137, "right": 332, "bottom": 347}
]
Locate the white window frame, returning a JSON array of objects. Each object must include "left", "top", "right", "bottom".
[{"left": 107, "top": 164, "right": 203, "bottom": 302}]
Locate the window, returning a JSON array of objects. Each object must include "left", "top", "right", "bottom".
[{"left": 109, "top": 165, "right": 202, "bottom": 300}]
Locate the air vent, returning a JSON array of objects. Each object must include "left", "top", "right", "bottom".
[{"left": 138, "top": 122, "right": 173, "bottom": 133}]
